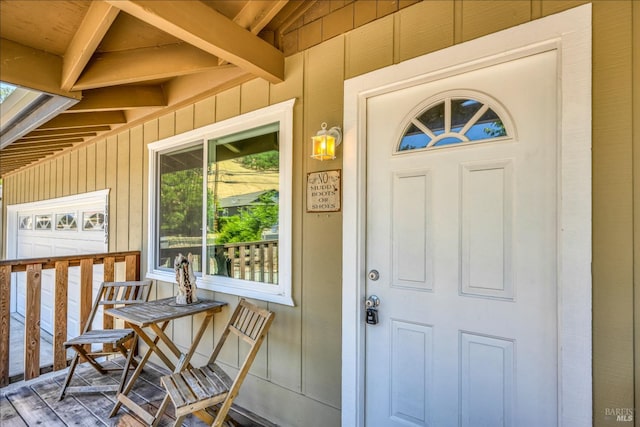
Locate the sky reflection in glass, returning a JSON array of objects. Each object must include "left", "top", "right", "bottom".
[{"left": 398, "top": 98, "right": 507, "bottom": 151}]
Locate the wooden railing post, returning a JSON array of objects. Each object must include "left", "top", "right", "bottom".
[
  {"left": 125, "top": 254, "right": 139, "bottom": 281},
  {"left": 0, "top": 265, "right": 11, "bottom": 387},
  {"left": 79, "top": 258, "right": 93, "bottom": 354},
  {"left": 54, "top": 261, "right": 69, "bottom": 371},
  {"left": 228, "top": 246, "right": 236, "bottom": 278},
  {"left": 104, "top": 256, "right": 115, "bottom": 283},
  {"left": 103, "top": 256, "right": 116, "bottom": 352},
  {"left": 24, "top": 264, "right": 42, "bottom": 381},
  {"left": 249, "top": 244, "right": 256, "bottom": 281},
  {"left": 267, "top": 243, "right": 274, "bottom": 284},
  {"left": 122, "top": 254, "right": 140, "bottom": 350},
  {"left": 258, "top": 244, "right": 265, "bottom": 282},
  {"left": 239, "top": 246, "right": 247, "bottom": 280}
]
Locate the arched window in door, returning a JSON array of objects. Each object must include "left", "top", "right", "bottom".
[{"left": 397, "top": 92, "right": 514, "bottom": 152}]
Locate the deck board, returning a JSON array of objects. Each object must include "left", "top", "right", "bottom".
[
  {"left": 4, "top": 380, "right": 66, "bottom": 425},
  {"left": 1, "top": 359, "right": 275, "bottom": 427},
  {"left": 31, "top": 378, "right": 108, "bottom": 426},
  {"left": 0, "top": 394, "right": 27, "bottom": 426},
  {"left": 51, "top": 378, "right": 117, "bottom": 425},
  {"left": 58, "top": 360, "right": 177, "bottom": 426}
]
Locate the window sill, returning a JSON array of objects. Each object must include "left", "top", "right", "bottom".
[{"left": 146, "top": 269, "right": 295, "bottom": 306}]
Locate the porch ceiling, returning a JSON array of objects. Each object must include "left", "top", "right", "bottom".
[{"left": 0, "top": 0, "right": 312, "bottom": 177}]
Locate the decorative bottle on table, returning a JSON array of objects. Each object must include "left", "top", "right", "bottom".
[{"left": 174, "top": 253, "right": 198, "bottom": 304}]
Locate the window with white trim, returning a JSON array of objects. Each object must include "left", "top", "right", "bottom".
[{"left": 148, "top": 99, "right": 295, "bottom": 306}]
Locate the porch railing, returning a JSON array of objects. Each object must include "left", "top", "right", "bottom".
[
  {"left": 0, "top": 251, "right": 141, "bottom": 387},
  {"left": 161, "top": 240, "right": 279, "bottom": 284},
  {"left": 224, "top": 240, "right": 278, "bottom": 283}
]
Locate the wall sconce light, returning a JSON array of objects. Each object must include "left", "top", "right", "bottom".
[{"left": 311, "top": 122, "right": 342, "bottom": 161}]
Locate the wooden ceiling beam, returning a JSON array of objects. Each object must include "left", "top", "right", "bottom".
[
  {"left": 3, "top": 148, "right": 73, "bottom": 160},
  {"left": 2, "top": 138, "right": 84, "bottom": 153},
  {"left": 1, "top": 160, "right": 55, "bottom": 171},
  {"left": 0, "top": 161, "right": 41, "bottom": 172},
  {"left": 61, "top": 2, "right": 120, "bottom": 91},
  {"left": 1, "top": 157, "right": 55, "bottom": 164},
  {"left": 234, "top": 0, "right": 289, "bottom": 34},
  {"left": 219, "top": 0, "right": 289, "bottom": 66},
  {"left": 68, "top": 85, "right": 166, "bottom": 112},
  {"left": 0, "top": 38, "right": 81, "bottom": 100},
  {"left": 39, "top": 111, "right": 126, "bottom": 130},
  {"left": 1, "top": 151, "right": 72, "bottom": 163},
  {"left": 267, "top": 1, "right": 317, "bottom": 35},
  {"left": 2, "top": 155, "right": 68, "bottom": 165},
  {"left": 2, "top": 157, "right": 63, "bottom": 166},
  {"left": 13, "top": 133, "right": 96, "bottom": 144},
  {"left": 106, "top": 0, "right": 284, "bottom": 83},
  {"left": 1, "top": 161, "right": 36, "bottom": 167},
  {"left": 1, "top": 154, "right": 62, "bottom": 162},
  {"left": 1, "top": 154, "right": 51, "bottom": 162},
  {"left": 72, "top": 43, "right": 222, "bottom": 90},
  {"left": 23, "top": 126, "right": 111, "bottom": 139}
]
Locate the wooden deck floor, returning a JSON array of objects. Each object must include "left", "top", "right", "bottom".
[
  {"left": 0, "top": 359, "right": 275, "bottom": 427},
  {"left": 9, "top": 313, "right": 58, "bottom": 378}
]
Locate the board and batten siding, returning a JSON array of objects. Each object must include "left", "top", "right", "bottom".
[{"left": 1, "top": 1, "right": 638, "bottom": 426}]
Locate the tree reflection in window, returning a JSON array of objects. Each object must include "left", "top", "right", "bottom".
[
  {"left": 19, "top": 215, "right": 32, "bottom": 230},
  {"left": 207, "top": 125, "right": 280, "bottom": 285},
  {"left": 56, "top": 213, "right": 78, "bottom": 230},
  {"left": 399, "top": 97, "right": 508, "bottom": 151},
  {"left": 158, "top": 145, "right": 204, "bottom": 272},
  {"left": 83, "top": 212, "right": 105, "bottom": 230}
]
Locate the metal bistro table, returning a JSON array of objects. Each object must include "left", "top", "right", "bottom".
[{"left": 106, "top": 297, "right": 227, "bottom": 425}]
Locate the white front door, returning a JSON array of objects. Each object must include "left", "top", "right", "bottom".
[{"left": 364, "top": 50, "right": 558, "bottom": 426}]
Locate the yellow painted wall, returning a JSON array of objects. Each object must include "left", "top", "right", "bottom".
[
  {"left": 591, "top": 2, "right": 635, "bottom": 424},
  {"left": 1, "top": 1, "right": 638, "bottom": 426}
]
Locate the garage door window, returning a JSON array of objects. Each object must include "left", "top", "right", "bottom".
[
  {"left": 83, "top": 212, "right": 106, "bottom": 231},
  {"left": 19, "top": 216, "right": 32, "bottom": 230},
  {"left": 35, "top": 214, "right": 52, "bottom": 230},
  {"left": 56, "top": 213, "right": 78, "bottom": 231}
]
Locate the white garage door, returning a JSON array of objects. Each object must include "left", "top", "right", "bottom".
[{"left": 8, "top": 190, "right": 109, "bottom": 337}]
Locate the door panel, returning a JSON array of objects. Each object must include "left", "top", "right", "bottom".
[
  {"left": 365, "top": 50, "right": 558, "bottom": 427},
  {"left": 460, "top": 161, "right": 513, "bottom": 299},
  {"left": 390, "top": 319, "right": 433, "bottom": 426},
  {"left": 459, "top": 332, "right": 515, "bottom": 427},
  {"left": 392, "top": 171, "right": 433, "bottom": 291}
]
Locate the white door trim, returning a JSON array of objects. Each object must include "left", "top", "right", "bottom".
[{"left": 342, "top": 4, "right": 592, "bottom": 426}]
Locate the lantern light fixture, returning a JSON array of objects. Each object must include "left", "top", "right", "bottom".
[{"left": 311, "top": 122, "right": 342, "bottom": 161}]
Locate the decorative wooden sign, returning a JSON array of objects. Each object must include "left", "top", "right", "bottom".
[{"left": 307, "top": 170, "right": 341, "bottom": 212}]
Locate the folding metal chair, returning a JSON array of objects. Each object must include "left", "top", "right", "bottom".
[
  {"left": 160, "top": 299, "right": 275, "bottom": 427},
  {"left": 58, "top": 280, "right": 152, "bottom": 400}
]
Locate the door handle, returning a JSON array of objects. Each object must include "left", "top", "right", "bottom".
[{"left": 365, "top": 295, "right": 380, "bottom": 308}]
